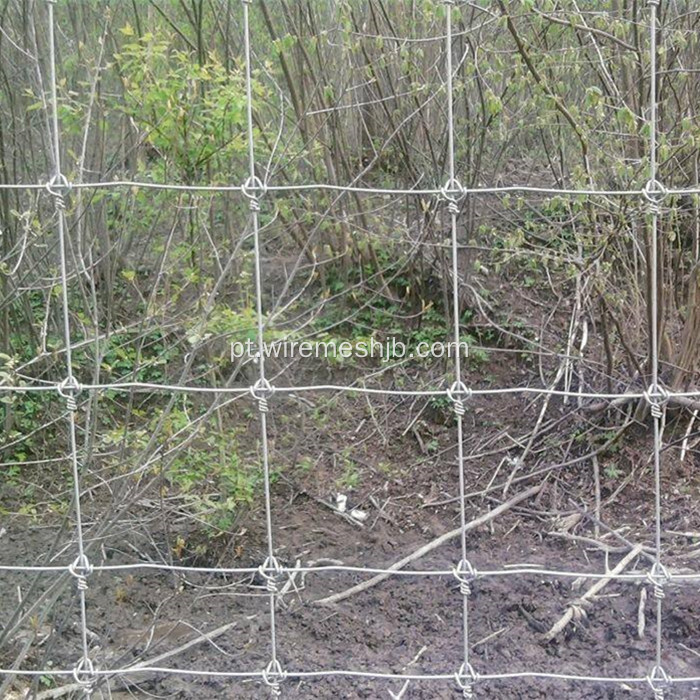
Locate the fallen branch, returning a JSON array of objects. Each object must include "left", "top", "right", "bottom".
[
  {"left": 388, "top": 680, "right": 411, "bottom": 699},
  {"left": 542, "top": 544, "right": 643, "bottom": 642},
  {"left": 314, "top": 483, "right": 543, "bottom": 606},
  {"left": 584, "top": 395, "right": 700, "bottom": 414},
  {"left": 34, "top": 619, "right": 240, "bottom": 699},
  {"left": 276, "top": 559, "right": 302, "bottom": 610},
  {"left": 427, "top": 416, "right": 631, "bottom": 507},
  {"left": 503, "top": 361, "right": 567, "bottom": 495},
  {"left": 680, "top": 409, "right": 698, "bottom": 462},
  {"left": 638, "top": 587, "right": 647, "bottom": 639}
]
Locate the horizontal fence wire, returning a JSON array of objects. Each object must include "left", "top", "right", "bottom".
[
  {"left": 2, "top": 179, "right": 700, "bottom": 196},
  {"left": 2, "top": 665, "right": 700, "bottom": 684},
  {"left": 1, "top": 561, "right": 699, "bottom": 581},
  {"left": 2, "top": 381, "right": 700, "bottom": 401},
  {"left": 1, "top": 666, "right": 700, "bottom": 685},
  {"left": 1, "top": 0, "right": 699, "bottom": 696}
]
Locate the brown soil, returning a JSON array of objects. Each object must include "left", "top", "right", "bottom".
[{"left": 2, "top": 384, "right": 699, "bottom": 699}]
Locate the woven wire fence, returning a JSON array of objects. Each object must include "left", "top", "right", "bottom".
[{"left": 2, "top": 0, "right": 700, "bottom": 697}]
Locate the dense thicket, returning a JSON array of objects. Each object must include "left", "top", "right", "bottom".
[{"left": 1, "top": 1, "right": 699, "bottom": 524}]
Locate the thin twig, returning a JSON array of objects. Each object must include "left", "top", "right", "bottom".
[
  {"left": 315, "top": 484, "right": 543, "bottom": 606},
  {"left": 543, "top": 545, "right": 643, "bottom": 642}
]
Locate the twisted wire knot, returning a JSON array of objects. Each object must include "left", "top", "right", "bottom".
[
  {"left": 647, "top": 665, "right": 671, "bottom": 699},
  {"left": 646, "top": 0, "right": 660, "bottom": 6},
  {"left": 440, "top": 178, "right": 466, "bottom": 215},
  {"left": 647, "top": 562, "right": 671, "bottom": 600},
  {"left": 72, "top": 656, "right": 97, "bottom": 696},
  {"left": 642, "top": 179, "right": 667, "bottom": 215},
  {"left": 58, "top": 375, "right": 81, "bottom": 411},
  {"left": 651, "top": 687, "right": 665, "bottom": 700},
  {"left": 250, "top": 378, "right": 273, "bottom": 413},
  {"left": 453, "top": 558, "right": 477, "bottom": 597},
  {"left": 46, "top": 173, "right": 72, "bottom": 213},
  {"left": 69, "top": 554, "right": 93, "bottom": 591},
  {"left": 643, "top": 383, "right": 669, "bottom": 420},
  {"left": 261, "top": 659, "right": 286, "bottom": 696},
  {"left": 258, "top": 555, "right": 284, "bottom": 594},
  {"left": 455, "top": 662, "right": 478, "bottom": 699},
  {"left": 447, "top": 381, "right": 471, "bottom": 417},
  {"left": 242, "top": 175, "right": 266, "bottom": 212}
]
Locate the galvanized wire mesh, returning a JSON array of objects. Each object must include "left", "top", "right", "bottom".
[{"left": 1, "top": 0, "right": 699, "bottom": 697}]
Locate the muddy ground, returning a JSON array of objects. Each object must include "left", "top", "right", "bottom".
[{"left": 1, "top": 384, "right": 700, "bottom": 699}]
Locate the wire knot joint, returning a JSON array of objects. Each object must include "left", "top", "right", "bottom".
[
  {"left": 453, "top": 558, "right": 477, "bottom": 597},
  {"left": 440, "top": 178, "right": 466, "bottom": 215},
  {"left": 46, "top": 173, "right": 72, "bottom": 212},
  {"left": 58, "top": 375, "right": 82, "bottom": 411},
  {"left": 643, "top": 383, "right": 669, "bottom": 419},
  {"left": 72, "top": 656, "right": 97, "bottom": 696},
  {"left": 455, "top": 662, "right": 478, "bottom": 699},
  {"left": 250, "top": 378, "right": 274, "bottom": 413},
  {"left": 447, "top": 381, "right": 471, "bottom": 417},
  {"left": 642, "top": 179, "right": 667, "bottom": 215},
  {"left": 242, "top": 175, "right": 266, "bottom": 212},
  {"left": 647, "top": 561, "right": 671, "bottom": 600},
  {"left": 647, "top": 665, "right": 671, "bottom": 699},
  {"left": 69, "top": 554, "right": 93, "bottom": 591},
  {"left": 262, "top": 658, "right": 286, "bottom": 696},
  {"left": 258, "top": 555, "right": 284, "bottom": 594}
]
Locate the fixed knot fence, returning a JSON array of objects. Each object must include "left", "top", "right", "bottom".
[{"left": 1, "top": 0, "right": 700, "bottom": 698}]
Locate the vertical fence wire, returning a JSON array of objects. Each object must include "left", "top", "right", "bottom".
[
  {"left": 45, "top": 0, "right": 96, "bottom": 695},
  {"left": 241, "top": 1, "right": 284, "bottom": 695},
  {"left": 442, "top": 2, "right": 477, "bottom": 696},
  {"left": 645, "top": 1, "right": 671, "bottom": 696}
]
